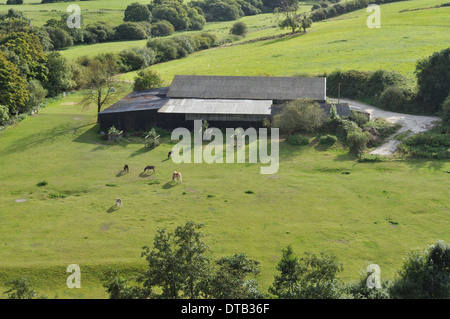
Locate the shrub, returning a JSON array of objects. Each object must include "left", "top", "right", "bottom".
[
  {"left": 347, "top": 128, "right": 370, "bottom": 158},
  {"left": 133, "top": 69, "right": 163, "bottom": 91},
  {"left": 319, "top": 134, "right": 338, "bottom": 146},
  {"left": 349, "top": 110, "right": 369, "bottom": 127},
  {"left": 364, "top": 118, "right": 401, "bottom": 139},
  {"left": 286, "top": 134, "right": 310, "bottom": 146},
  {"left": 24, "top": 80, "right": 47, "bottom": 113},
  {"left": 84, "top": 22, "right": 115, "bottom": 43},
  {"left": 114, "top": 22, "right": 148, "bottom": 40},
  {"left": 389, "top": 240, "right": 450, "bottom": 298},
  {"left": 45, "top": 26, "right": 73, "bottom": 50},
  {"left": 441, "top": 94, "right": 450, "bottom": 127},
  {"left": 124, "top": 3, "right": 152, "bottom": 23},
  {"left": 399, "top": 129, "right": 450, "bottom": 159},
  {"left": 415, "top": 48, "right": 450, "bottom": 114},
  {"left": 379, "top": 86, "right": 407, "bottom": 111},
  {"left": 273, "top": 99, "right": 327, "bottom": 135},
  {"left": 230, "top": 21, "right": 247, "bottom": 36},
  {"left": 150, "top": 20, "right": 175, "bottom": 37},
  {"left": 0, "top": 105, "right": 9, "bottom": 126}
]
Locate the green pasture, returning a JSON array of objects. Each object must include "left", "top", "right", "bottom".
[
  {"left": 0, "top": 0, "right": 315, "bottom": 27},
  {"left": 118, "top": 0, "right": 450, "bottom": 84},
  {"left": 0, "top": 88, "right": 449, "bottom": 298}
]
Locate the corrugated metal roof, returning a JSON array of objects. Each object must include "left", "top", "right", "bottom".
[
  {"left": 167, "top": 75, "right": 326, "bottom": 101},
  {"left": 158, "top": 99, "right": 272, "bottom": 115},
  {"left": 99, "top": 87, "right": 170, "bottom": 114}
]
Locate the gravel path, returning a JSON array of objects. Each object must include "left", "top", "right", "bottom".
[{"left": 330, "top": 98, "right": 440, "bottom": 156}]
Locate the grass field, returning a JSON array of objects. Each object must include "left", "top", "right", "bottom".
[
  {"left": 0, "top": 0, "right": 449, "bottom": 299},
  {"left": 0, "top": 88, "right": 449, "bottom": 298},
  {"left": 117, "top": 0, "right": 450, "bottom": 84}
]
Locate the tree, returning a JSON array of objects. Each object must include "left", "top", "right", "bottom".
[
  {"left": 276, "top": 0, "right": 300, "bottom": 33},
  {"left": 0, "top": 52, "right": 29, "bottom": 114},
  {"left": 124, "top": 2, "right": 152, "bottom": 23},
  {"left": 415, "top": 48, "right": 450, "bottom": 114},
  {"left": 203, "top": 253, "right": 264, "bottom": 299},
  {"left": 441, "top": 93, "right": 450, "bottom": 127},
  {"left": 0, "top": 32, "right": 48, "bottom": 82},
  {"left": 81, "top": 57, "right": 118, "bottom": 123},
  {"left": 346, "top": 128, "right": 370, "bottom": 159},
  {"left": 24, "top": 80, "right": 47, "bottom": 113},
  {"left": 269, "top": 245, "right": 302, "bottom": 298},
  {"left": 3, "top": 278, "right": 41, "bottom": 299},
  {"left": 114, "top": 22, "right": 148, "bottom": 40},
  {"left": 150, "top": 20, "right": 175, "bottom": 37},
  {"left": 44, "top": 52, "right": 72, "bottom": 97},
  {"left": 270, "top": 246, "right": 344, "bottom": 299},
  {"left": 273, "top": 98, "right": 327, "bottom": 135},
  {"left": 133, "top": 69, "right": 163, "bottom": 91},
  {"left": 230, "top": 21, "right": 247, "bottom": 36},
  {"left": 140, "top": 221, "right": 211, "bottom": 299},
  {"left": 389, "top": 240, "right": 450, "bottom": 299}
]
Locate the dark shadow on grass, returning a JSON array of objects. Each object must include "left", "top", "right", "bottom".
[
  {"left": 129, "top": 146, "right": 152, "bottom": 158},
  {"left": 106, "top": 205, "right": 118, "bottom": 214},
  {"left": 162, "top": 181, "right": 177, "bottom": 189},
  {"left": 139, "top": 172, "right": 152, "bottom": 178},
  {"left": 116, "top": 171, "right": 127, "bottom": 177},
  {"left": 161, "top": 158, "right": 170, "bottom": 162},
  {"left": 3, "top": 121, "right": 95, "bottom": 155}
]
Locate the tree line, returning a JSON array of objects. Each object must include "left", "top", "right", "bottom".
[{"left": 3, "top": 221, "right": 450, "bottom": 299}]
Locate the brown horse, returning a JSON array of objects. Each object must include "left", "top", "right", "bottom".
[{"left": 172, "top": 171, "right": 182, "bottom": 184}]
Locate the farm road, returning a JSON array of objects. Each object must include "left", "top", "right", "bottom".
[{"left": 329, "top": 98, "right": 440, "bottom": 156}]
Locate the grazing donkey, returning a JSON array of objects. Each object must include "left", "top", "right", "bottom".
[
  {"left": 116, "top": 198, "right": 123, "bottom": 207},
  {"left": 172, "top": 171, "right": 182, "bottom": 184},
  {"left": 123, "top": 164, "right": 129, "bottom": 173},
  {"left": 144, "top": 165, "right": 156, "bottom": 173},
  {"left": 168, "top": 150, "right": 173, "bottom": 159}
]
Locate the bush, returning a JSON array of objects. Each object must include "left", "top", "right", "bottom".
[
  {"left": 441, "top": 94, "right": 450, "bottom": 127},
  {"left": 389, "top": 240, "right": 450, "bottom": 298},
  {"left": 84, "top": 22, "right": 115, "bottom": 43},
  {"left": 416, "top": 48, "right": 450, "bottom": 114},
  {"left": 286, "top": 134, "right": 310, "bottom": 146},
  {"left": 319, "top": 134, "right": 338, "bottom": 146},
  {"left": 24, "top": 80, "right": 47, "bottom": 113},
  {"left": 45, "top": 26, "right": 73, "bottom": 50},
  {"left": 133, "top": 69, "right": 163, "bottom": 91},
  {"left": 114, "top": 22, "right": 148, "bottom": 40},
  {"left": 230, "top": 21, "right": 247, "bottom": 36},
  {"left": 150, "top": 20, "right": 175, "bottom": 37},
  {"left": 399, "top": 128, "right": 450, "bottom": 159},
  {"left": 124, "top": 3, "right": 152, "bottom": 23},
  {"left": 0, "top": 105, "right": 9, "bottom": 126},
  {"left": 347, "top": 128, "right": 370, "bottom": 158},
  {"left": 364, "top": 118, "right": 401, "bottom": 139},
  {"left": 349, "top": 110, "right": 369, "bottom": 127},
  {"left": 273, "top": 98, "right": 328, "bottom": 135},
  {"left": 379, "top": 86, "right": 407, "bottom": 111},
  {"left": 118, "top": 48, "right": 156, "bottom": 72}
]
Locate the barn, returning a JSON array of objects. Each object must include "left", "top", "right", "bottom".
[{"left": 99, "top": 75, "right": 330, "bottom": 132}]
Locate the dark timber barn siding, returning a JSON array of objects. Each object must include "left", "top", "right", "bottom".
[{"left": 99, "top": 76, "right": 329, "bottom": 132}]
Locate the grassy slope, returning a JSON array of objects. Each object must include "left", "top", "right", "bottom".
[
  {"left": 116, "top": 0, "right": 450, "bottom": 84},
  {"left": 0, "top": 90, "right": 449, "bottom": 298}
]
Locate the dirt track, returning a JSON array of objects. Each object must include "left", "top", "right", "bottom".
[{"left": 329, "top": 98, "right": 440, "bottom": 156}]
